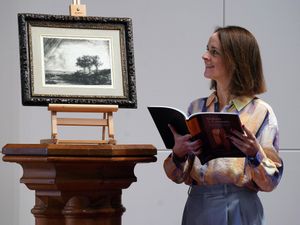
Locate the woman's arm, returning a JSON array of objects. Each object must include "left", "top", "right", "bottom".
[
  {"left": 230, "top": 112, "right": 283, "bottom": 192},
  {"left": 163, "top": 125, "right": 202, "bottom": 184}
]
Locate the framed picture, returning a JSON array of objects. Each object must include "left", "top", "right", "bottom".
[{"left": 18, "top": 13, "right": 137, "bottom": 108}]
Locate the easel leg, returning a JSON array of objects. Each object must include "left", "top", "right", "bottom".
[
  {"left": 102, "top": 113, "right": 107, "bottom": 141},
  {"left": 51, "top": 111, "right": 58, "bottom": 143},
  {"left": 108, "top": 112, "right": 116, "bottom": 144}
]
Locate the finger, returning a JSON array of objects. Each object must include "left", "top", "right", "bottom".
[
  {"left": 168, "top": 124, "right": 179, "bottom": 137},
  {"left": 169, "top": 124, "right": 193, "bottom": 142},
  {"left": 242, "top": 125, "right": 255, "bottom": 139},
  {"left": 193, "top": 149, "right": 202, "bottom": 156},
  {"left": 231, "top": 129, "right": 246, "bottom": 140},
  {"left": 230, "top": 135, "right": 243, "bottom": 146},
  {"left": 183, "top": 134, "right": 193, "bottom": 142},
  {"left": 230, "top": 135, "right": 251, "bottom": 149},
  {"left": 230, "top": 139, "right": 253, "bottom": 156},
  {"left": 190, "top": 141, "right": 203, "bottom": 153},
  {"left": 190, "top": 138, "right": 203, "bottom": 146}
]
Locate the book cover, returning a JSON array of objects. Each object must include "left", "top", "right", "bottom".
[{"left": 148, "top": 106, "right": 245, "bottom": 164}]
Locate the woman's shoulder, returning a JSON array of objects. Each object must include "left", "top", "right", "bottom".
[
  {"left": 253, "top": 97, "right": 278, "bottom": 124},
  {"left": 188, "top": 92, "right": 217, "bottom": 114},
  {"left": 190, "top": 96, "right": 208, "bottom": 105},
  {"left": 254, "top": 97, "right": 275, "bottom": 114},
  {"left": 188, "top": 96, "right": 209, "bottom": 114}
]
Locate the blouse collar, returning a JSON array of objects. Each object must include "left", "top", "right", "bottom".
[{"left": 206, "top": 92, "right": 255, "bottom": 112}]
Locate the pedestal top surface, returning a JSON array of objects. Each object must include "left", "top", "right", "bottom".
[{"left": 2, "top": 143, "right": 157, "bottom": 157}]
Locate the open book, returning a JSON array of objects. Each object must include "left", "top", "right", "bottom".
[{"left": 148, "top": 106, "right": 246, "bottom": 164}]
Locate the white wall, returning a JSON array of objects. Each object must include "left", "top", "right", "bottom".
[
  {"left": 225, "top": 0, "right": 300, "bottom": 149},
  {"left": 0, "top": 1, "right": 299, "bottom": 225}
]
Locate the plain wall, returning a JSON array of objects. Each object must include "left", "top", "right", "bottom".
[{"left": 0, "top": 0, "right": 299, "bottom": 225}]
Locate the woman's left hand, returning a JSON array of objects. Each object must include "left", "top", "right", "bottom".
[{"left": 229, "top": 125, "right": 260, "bottom": 157}]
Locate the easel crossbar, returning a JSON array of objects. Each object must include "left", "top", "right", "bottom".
[
  {"left": 56, "top": 118, "right": 109, "bottom": 126},
  {"left": 48, "top": 104, "right": 118, "bottom": 113}
]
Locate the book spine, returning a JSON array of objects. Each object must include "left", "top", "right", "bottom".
[{"left": 186, "top": 117, "right": 202, "bottom": 137}]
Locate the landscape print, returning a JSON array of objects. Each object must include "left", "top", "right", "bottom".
[{"left": 43, "top": 37, "right": 112, "bottom": 86}]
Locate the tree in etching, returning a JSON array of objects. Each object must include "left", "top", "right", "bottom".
[
  {"left": 91, "top": 55, "right": 103, "bottom": 72},
  {"left": 76, "top": 55, "right": 92, "bottom": 73},
  {"left": 76, "top": 55, "right": 103, "bottom": 74}
]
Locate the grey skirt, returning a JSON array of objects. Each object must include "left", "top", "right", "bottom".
[{"left": 181, "top": 184, "right": 264, "bottom": 225}]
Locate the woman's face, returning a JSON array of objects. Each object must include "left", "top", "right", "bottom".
[{"left": 202, "top": 32, "right": 230, "bottom": 84}]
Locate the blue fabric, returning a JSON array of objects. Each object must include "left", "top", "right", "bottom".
[{"left": 181, "top": 184, "right": 264, "bottom": 225}]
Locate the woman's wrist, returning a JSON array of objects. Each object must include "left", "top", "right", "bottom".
[
  {"left": 172, "top": 152, "right": 188, "bottom": 163},
  {"left": 247, "top": 151, "right": 263, "bottom": 167}
]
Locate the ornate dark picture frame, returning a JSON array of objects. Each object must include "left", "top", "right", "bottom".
[{"left": 18, "top": 13, "right": 137, "bottom": 108}]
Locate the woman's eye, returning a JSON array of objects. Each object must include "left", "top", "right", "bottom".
[
  {"left": 210, "top": 49, "right": 219, "bottom": 56},
  {"left": 206, "top": 47, "right": 221, "bottom": 57}
]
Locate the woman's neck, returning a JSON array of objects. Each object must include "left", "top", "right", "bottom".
[{"left": 216, "top": 84, "right": 232, "bottom": 111}]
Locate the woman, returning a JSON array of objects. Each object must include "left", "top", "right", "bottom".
[{"left": 164, "top": 26, "right": 283, "bottom": 225}]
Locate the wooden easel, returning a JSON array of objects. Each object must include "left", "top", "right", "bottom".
[
  {"left": 46, "top": 104, "right": 118, "bottom": 145},
  {"left": 41, "top": 2, "right": 119, "bottom": 145}
]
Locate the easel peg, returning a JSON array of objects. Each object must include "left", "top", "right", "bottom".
[{"left": 70, "top": 0, "right": 86, "bottom": 17}]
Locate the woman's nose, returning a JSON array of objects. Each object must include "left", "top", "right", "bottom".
[{"left": 202, "top": 51, "right": 209, "bottom": 61}]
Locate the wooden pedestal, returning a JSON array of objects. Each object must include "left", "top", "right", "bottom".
[{"left": 2, "top": 144, "right": 157, "bottom": 225}]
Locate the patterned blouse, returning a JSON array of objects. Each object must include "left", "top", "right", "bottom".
[{"left": 163, "top": 92, "right": 283, "bottom": 192}]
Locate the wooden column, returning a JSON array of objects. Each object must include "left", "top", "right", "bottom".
[{"left": 2, "top": 144, "right": 157, "bottom": 225}]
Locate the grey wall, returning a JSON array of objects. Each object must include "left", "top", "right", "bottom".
[{"left": 0, "top": 0, "right": 299, "bottom": 225}]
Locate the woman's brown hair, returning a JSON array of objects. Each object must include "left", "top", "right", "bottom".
[{"left": 210, "top": 26, "right": 267, "bottom": 96}]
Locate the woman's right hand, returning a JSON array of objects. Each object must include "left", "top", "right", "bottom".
[{"left": 168, "top": 124, "right": 203, "bottom": 158}]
